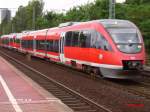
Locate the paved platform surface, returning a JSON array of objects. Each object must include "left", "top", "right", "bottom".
[{"left": 0, "top": 56, "right": 73, "bottom": 112}]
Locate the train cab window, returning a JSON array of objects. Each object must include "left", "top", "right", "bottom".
[
  {"left": 91, "top": 31, "right": 112, "bottom": 51},
  {"left": 65, "top": 31, "right": 72, "bottom": 46},
  {"left": 71, "top": 31, "right": 80, "bottom": 47},
  {"left": 79, "top": 30, "right": 91, "bottom": 48}
]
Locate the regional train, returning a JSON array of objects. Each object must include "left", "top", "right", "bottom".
[{"left": 0, "top": 19, "right": 145, "bottom": 79}]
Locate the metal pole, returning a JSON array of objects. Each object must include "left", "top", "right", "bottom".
[
  {"left": 32, "top": 6, "right": 35, "bottom": 30},
  {"left": 11, "top": 22, "right": 14, "bottom": 32},
  {"left": 109, "top": 0, "right": 116, "bottom": 19}
]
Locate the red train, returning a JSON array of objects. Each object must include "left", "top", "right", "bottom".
[{"left": 0, "top": 19, "right": 145, "bottom": 79}]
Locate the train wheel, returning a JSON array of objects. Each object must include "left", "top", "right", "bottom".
[
  {"left": 92, "top": 67, "right": 104, "bottom": 79},
  {"left": 82, "top": 65, "right": 90, "bottom": 74},
  {"left": 90, "top": 67, "right": 99, "bottom": 80},
  {"left": 98, "top": 68, "right": 104, "bottom": 79},
  {"left": 71, "top": 61, "right": 77, "bottom": 68}
]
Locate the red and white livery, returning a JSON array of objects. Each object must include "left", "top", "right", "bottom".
[{"left": 0, "top": 19, "right": 145, "bottom": 79}]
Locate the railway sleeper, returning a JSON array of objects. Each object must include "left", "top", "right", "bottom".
[
  {"left": 68, "top": 105, "right": 91, "bottom": 108},
  {"left": 67, "top": 103, "right": 87, "bottom": 106},
  {"left": 55, "top": 95, "right": 74, "bottom": 98},
  {"left": 52, "top": 91, "right": 70, "bottom": 94},
  {"left": 62, "top": 100, "right": 82, "bottom": 103},
  {"left": 49, "top": 90, "right": 66, "bottom": 93},
  {"left": 70, "top": 106, "right": 92, "bottom": 110},
  {"left": 50, "top": 92, "right": 70, "bottom": 96},
  {"left": 74, "top": 109, "right": 97, "bottom": 112},
  {"left": 46, "top": 88, "right": 62, "bottom": 91},
  {"left": 59, "top": 97, "right": 77, "bottom": 100}
]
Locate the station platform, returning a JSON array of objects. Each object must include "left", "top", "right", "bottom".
[{"left": 0, "top": 56, "right": 73, "bottom": 112}]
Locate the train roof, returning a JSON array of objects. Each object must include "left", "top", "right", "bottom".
[
  {"left": 56, "top": 19, "right": 136, "bottom": 29},
  {"left": 1, "top": 34, "right": 13, "bottom": 38},
  {"left": 97, "top": 19, "right": 136, "bottom": 28},
  {"left": 1, "top": 19, "right": 137, "bottom": 37}
]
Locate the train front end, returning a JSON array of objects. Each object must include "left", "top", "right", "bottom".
[{"left": 99, "top": 19, "right": 145, "bottom": 79}]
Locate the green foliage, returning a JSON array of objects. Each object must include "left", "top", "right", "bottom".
[
  {"left": 0, "top": 0, "right": 150, "bottom": 42},
  {"left": 126, "top": 0, "right": 150, "bottom": 4},
  {"left": 43, "top": 11, "right": 64, "bottom": 27},
  {"left": 65, "top": 0, "right": 109, "bottom": 21},
  {"left": 0, "top": 0, "right": 44, "bottom": 34}
]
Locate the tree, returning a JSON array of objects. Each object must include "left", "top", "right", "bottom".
[{"left": 126, "top": 0, "right": 150, "bottom": 4}]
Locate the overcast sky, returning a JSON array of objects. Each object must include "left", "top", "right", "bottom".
[{"left": 0, "top": 0, "right": 126, "bottom": 17}]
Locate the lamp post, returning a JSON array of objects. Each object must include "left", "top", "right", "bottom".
[
  {"left": 32, "top": 6, "right": 35, "bottom": 30},
  {"left": 109, "top": 0, "right": 116, "bottom": 19}
]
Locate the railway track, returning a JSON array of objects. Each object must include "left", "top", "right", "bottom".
[
  {"left": 146, "top": 54, "right": 150, "bottom": 66},
  {"left": 122, "top": 80, "right": 150, "bottom": 99},
  {"left": 1, "top": 48, "right": 150, "bottom": 111},
  {"left": 0, "top": 50, "right": 112, "bottom": 112}
]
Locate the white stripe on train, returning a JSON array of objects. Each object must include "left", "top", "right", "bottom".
[{"left": 28, "top": 51, "right": 123, "bottom": 69}]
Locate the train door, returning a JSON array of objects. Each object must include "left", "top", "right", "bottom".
[
  {"left": 33, "top": 35, "right": 36, "bottom": 55},
  {"left": 59, "top": 32, "right": 65, "bottom": 63}
]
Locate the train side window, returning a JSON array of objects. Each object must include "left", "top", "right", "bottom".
[
  {"left": 53, "top": 40, "right": 59, "bottom": 52},
  {"left": 10, "top": 38, "right": 13, "bottom": 42},
  {"left": 28, "top": 40, "right": 33, "bottom": 49},
  {"left": 36, "top": 41, "right": 38, "bottom": 49},
  {"left": 21, "top": 40, "right": 27, "bottom": 48},
  {"left": 36, "top": 40, "right": 39, "bottom": 49},
  {"left": 47, "top": 40, "right": 53, "bottom": 51},
  {"left": 21, "top": 40, "right": 24, "bottom": 48},
  {"left": 6, "top": 39, "right": 9, "bottom": 45},
  {"left": 65, "top": 31, "right": 72, "bottom": 46},
  {"left": 3, "top": 39, "right": 9, "bottom": 45},
  {"left": 26, "top": 41, "right": 28, "bottom": 48},
  {"left": 27, "top": 40, "right": 29, "bottom": 48},
  {"left": 85, "top": 31, "right": 91, "bottom": 48},
  {"left": 47, "top": 40, "right": 59, "bottom": 52},
  {"left": 36, "top": 40, "right": 45, "bottom": 50},
  {"left": 79, "top": 31, "right": 86, "bottom": 47},
  {"left": 24, "top": 41, "right": 26, "bottom": 48},
  {"left": 71, "top": 31, "right": 80, "bottom": 47},
  {"left": 91, "top": 31, "right": 112, "bottom": 51},
  {"left": 31, "top": 40, "right": 33, "bottom": 49},
  {"left": 79, "top": 30, "right": 91, "bottom": 48},
  {"left": 16, "top": 39, "right": 20, "bottom": 44}
]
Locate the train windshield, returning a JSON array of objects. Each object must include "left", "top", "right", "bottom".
[
  {"left": 107, "top": 27, "right": 142, "bottom": 53},
  {"left": 99, "top": 20, "right": 142, "bottom": 53},
  {"left": 107, "top": 28, "right": 141, "bottom": 44}
]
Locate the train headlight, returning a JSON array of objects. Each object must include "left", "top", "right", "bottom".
[
  {"left": 116, "top": 44, "right": 142, "bottom": 53},
  {"left": 137, "top": 45, "right": 142, "bottom": 49},
  {"left": 117, "top": 45, "right": 121, "bottom": 48},
  {"left": 99, "top": 54, "right": 103, "bottom": 59}
]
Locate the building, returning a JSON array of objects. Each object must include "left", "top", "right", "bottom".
[{"left": 0, "top": 8, "right": 11, "bottom": 24}]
